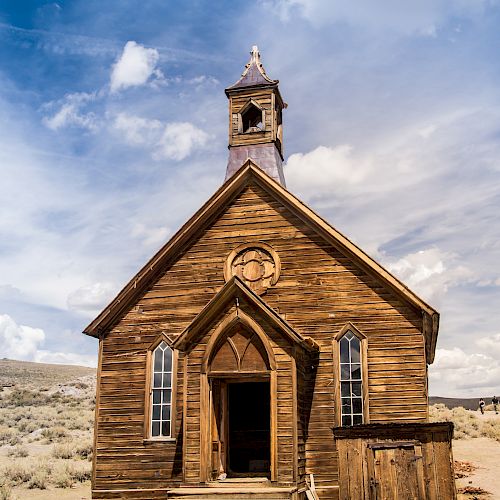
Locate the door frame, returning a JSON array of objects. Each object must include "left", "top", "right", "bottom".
[{"left": 200, "top": 371, "right": 277, "bottom": 482}]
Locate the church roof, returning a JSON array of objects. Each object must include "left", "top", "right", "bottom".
[
  {"left": 83, "top": 161, "right": 439, "bottom": 363},
  {"left": 172, "top": 276, "right": 318, "bottom": 353},
  {"left": 226, "top": 46, "right": 278, "bottom": 91}
]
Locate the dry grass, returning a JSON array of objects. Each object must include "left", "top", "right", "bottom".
[
  {"left": 430, "top": 403, "right": 500, "bottom": 441},
  {"left": 0, "top": 359, "right": 95, "bottom": 496}
]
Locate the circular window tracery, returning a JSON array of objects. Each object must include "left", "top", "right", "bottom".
[{"left": 224, "top": 242, "right": 280, "bottom": 295}]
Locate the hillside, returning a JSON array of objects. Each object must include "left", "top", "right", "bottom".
[
  {"left": 0, "top": 359, "right": 96, "bottom": 499},
  {"left": 430, "top": 396, "right": 495, "bottom": 411},
  {"left": 0, "top": 358, "right": 95, "bottom": 388}
]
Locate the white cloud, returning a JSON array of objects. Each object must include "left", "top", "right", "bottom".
[
  {"left": 429, "top": 346, "right": 500, "bottom": 396},
  {"left": 67, "top": 282, "right": 116, "bottom": 316},
  {"left": 476, "top": 333, "right": 500, "bottom": 358},
  {"left": 286, "top": 145, "right": 368, "bottom": 198},
  {"left": 0, "top": 314, "right": 45, "bottom": 361},
  {"left": 0, "top": 314, "right": 95, "bottom": 367},
  {"left": 113, "top": 112, "right": 163, "bottom": 145},
  {"left": 270, "top": 0, "right": 494, "bottom": 34},
  {"left": 131, "top": 223, "right": 171, "bottom": 247},
  {"left": 113, "top": 114, "right": 210, "bottom": 161},
  {"left": 34, "top": 349, "right": 96, "bottom": 367},
  {"left": 110, "top": 41, "right": 164, "bottom": 93},
  {"left": 42, "top": 91, "right": 98, "bottom": 131},
  {"left": 154, "top": 122, "right": 210, "bottom": 161},
  {"left": 385, "top": 247, "right": 473, "bottom": 306}
]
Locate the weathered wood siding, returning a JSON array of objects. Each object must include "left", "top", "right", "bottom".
[
  {"left": 334, "top": 423, "right": 456, "bottom": 500},
  {"left": 94, "top": 181, "right": 427, "bottom": 498},
  {"left": 229, "top": 89, "right": 275, "bottom": 146}
]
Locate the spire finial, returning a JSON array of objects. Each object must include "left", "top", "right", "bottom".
[{"left": 250, "top": 45, "right": 260, "bottom": 65}]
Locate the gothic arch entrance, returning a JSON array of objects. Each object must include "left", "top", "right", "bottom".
[{"left": 202, "top": 313, "right": 276, "bottom": 481}]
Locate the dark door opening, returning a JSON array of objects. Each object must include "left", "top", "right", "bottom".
[{"left": 228, "top": 381, "right": 270, "bottom": 476}]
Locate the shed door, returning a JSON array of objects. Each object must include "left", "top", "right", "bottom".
[{"left": 368, "top": 443, "right": 425, "bottom": 500}]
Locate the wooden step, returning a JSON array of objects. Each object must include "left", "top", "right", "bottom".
[{"left": 167, "top": 485, "right": 295, "bottom": 499}]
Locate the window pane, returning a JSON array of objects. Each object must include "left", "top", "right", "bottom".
[
  {"left": 154, "top": 349, "right": 163, "bottom": 372},
  {"left": 153, "top": 389, "right": 161, "bottom": 404},
  {"left": 152, "top": 405, "right": 161, "bottom": 420},
  {"left": 344, "top": 331, "right": 354, "bottom": 340},
  {"left": 162, "top": 373, "right": 172, "bottom": 388},
  {"left": 152, "top": 421, "right": 160, "bottom": 436},
  {"left": 341, "top": 397, "right": 352, "bottom": 413},
  {"left": 340, "top": 338, "right": 350, "bottom": 363},
  {"left": 162, "top": 421, "right": 170, "bottom": 437},
  {"left": 350, "top": 338, "right": 360, "bottom": 363},
  {"left": 162, "top": 389, "right": 171, "bottom": 404},
  {"left": 341, "top": 382, "right": 350, "bottom": 397},
  {"left": 342, "top": 415, "right": 351, "bottom": 426},
  {"left": 340, "top": 364, "right": 350, "bottom": 380},
  {"left": 351, "top": 364, "right": 361, "bottom": 380},
  {"left": 154, "top": 373, "right": 162, "bottom": 388},
  {"left": 351, "top": 382, "right": 362, "bottom": 397},
  {"left": 163, "top": 348, "right": 172, "bottom": 371},
  {"left": 162, "top": 405, "right": 171, "bottom": 420},
  {"left": 353, "top": 414, "right": 363, "bottom": 425},
  {"left": 352, "top": 398, "right": 363, "bottom": 414}
]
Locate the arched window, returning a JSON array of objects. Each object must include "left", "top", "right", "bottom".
[
  {"left": 150, "top": 341, "right": 174, "bottom": 438},
  {"left": 334, "top": 324, "right": 368, "bottom": 426}
]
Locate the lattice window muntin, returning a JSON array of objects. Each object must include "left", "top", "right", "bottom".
[
  {"left": 151, "top": 341, "right": 173, "bottom": 437},
  {"left": 339, "top": 330, "right": 363, "bottom": 426}
]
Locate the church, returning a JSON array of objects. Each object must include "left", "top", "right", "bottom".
[{"left": 84, "top": 47, "right": 456, "bottom": 500}]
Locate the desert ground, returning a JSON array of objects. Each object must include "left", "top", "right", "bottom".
[{"left": 0, "top": 359, "right": 498, "bottom": 499}]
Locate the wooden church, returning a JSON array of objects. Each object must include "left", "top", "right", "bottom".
[{"left": 85, "top": 47, "right": 456, "bottom": 500}]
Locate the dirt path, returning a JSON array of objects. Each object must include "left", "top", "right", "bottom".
[
  {"left": 454, "top": 437, "right": 500, "bottom": 498},
  {"left": 9, "top": 483, "right": 90, "bottom": 499}
]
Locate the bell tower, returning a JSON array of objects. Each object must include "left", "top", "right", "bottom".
[{"left": 225, "top": 46, "right": 286, "bottom": 185}]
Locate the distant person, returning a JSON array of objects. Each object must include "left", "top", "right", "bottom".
[
  {"left": 479, "top": 398, "right": 486, "bottom": 414},
  {"left": 492, "top": 396, "right": 498, "bottom": 414}
]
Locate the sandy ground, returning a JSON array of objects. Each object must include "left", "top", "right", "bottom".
[
  {"left": 454, "top": 435, "right": 500, "bottom": 499},
  {"left": 9, "top": 483, "right": 90, "bottom": 499},
  {"left": 4, "top": 413, "right": 499, "bottom": 499}
]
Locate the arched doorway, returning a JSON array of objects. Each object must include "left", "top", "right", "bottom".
[{"left": 202, "top": 313, "right": 276, "bottom": 481}]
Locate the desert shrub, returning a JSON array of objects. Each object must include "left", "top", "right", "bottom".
[
  {"left": 75, "top": 439, "right": 93, "bottom": 460},
  {"left": 430, "top": 403, "right": 500, "bottom": 441},
  {"left": 0, "top": 483, "right": 12, "bottom": 500},
  {"left": 7, "top": 445, "right": 28, "bottom": 458},
  {"left": 3, "top": 462, "right": 31, "bottom": 485},
  {"left": 41, "top": 426, "right": 67, "bottom": 442},
  {"left": 51, "top": 464, "right": 73, "bottom": 488},
  {"left": 7, "top": 436, "right": 21, "bottom": 447},
  {"left": 68, "top": 462, "right": 92, "bottom": 483},
  {"left": 27, "top": 470, "right": 47, "bottom": 490},
  {"left": 0, "top": 426, "right": 15, "bottom": 444},
  {"left": 52, "top": 442, "right": 75, "bottom": 459}
]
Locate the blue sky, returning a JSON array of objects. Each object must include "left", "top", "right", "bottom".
[{"left": 1, "top": 0, "right": 500, "bottom": 397}]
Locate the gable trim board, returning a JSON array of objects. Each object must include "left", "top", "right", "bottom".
[
  {"left": 172, "top": 275, "right": 318, "bottom": 355},
  {"left": 84, "top": 161, "right": 439, "bottom": 363}
]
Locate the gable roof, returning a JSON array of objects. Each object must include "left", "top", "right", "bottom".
[
  {"left": 172, "top": 276, "right": 318, "bottom": 353},
  {"left": 83, "top": 161, "right": 439, "bottom": 363}
]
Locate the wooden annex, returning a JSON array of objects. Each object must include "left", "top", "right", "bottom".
[{"left": 84, "top": 47, "right": 456, "bottom": 499}]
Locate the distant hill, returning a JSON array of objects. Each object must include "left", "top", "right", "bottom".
[
  {"left": 429, "top": 396, "right": 495, "bottom": 410},
  {"left": 0, "top": 358, "right": 95, "bottom": 388}
]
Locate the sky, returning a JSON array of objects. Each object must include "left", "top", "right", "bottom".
[{"left": 0, "top": 0, "right": 499, "bottom": 397}]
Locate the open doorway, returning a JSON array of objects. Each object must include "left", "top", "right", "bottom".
[{"left": 227, "top": 381, "right": 270, "bottom": 476}]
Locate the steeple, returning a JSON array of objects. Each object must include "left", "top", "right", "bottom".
[{"left": 225, "top": 46, "right": 286, "bottom": 185}]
